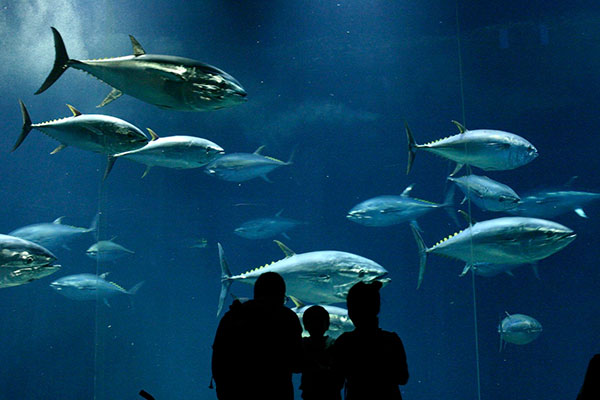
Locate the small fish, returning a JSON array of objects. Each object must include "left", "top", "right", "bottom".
[
  {"left": 36, "top": 27, "right": 246, "bottom": 111},
  {"left": 346, "top": 184, "right": 456, "bottom": 227},
  {"left": 216, "top": 241, "right": 390, "bottom": 316},
  {"left": 205, "top": 145, "right": 293, "bottom": 182},
  {"left": 50, "top": 273, "right": 143, "bottom": 306},
  {"left": 106, "top": 128, "right": 225, "bottom": 178},
  {"left": 459, "top": 262, "right": 539, "bottom": 279},
  {"left": 190, "top": 238, "right": 208, "bottom": 249},
  {"left": 86, "top": 239, "right": 134, "bottom": 262},
  {"left": 9, "top": 214, "right": 98, "bottom": 253},
  {"left": 289, "top": 296, "right": 354, "bottom": 339},
  {"left": 448, "top": 174, "right": 520, "bottom": 212},
  {"left": 508, "top": 189, "right": 600, "bottom": 219},
  {"left": 234, "top": 210, "right": 305, "bottom": 240},
  {"left": 14, "top": 101, "right": 149, "bottom": 176},
  {"left": 410, "top": 217, "right": 576, "bottom": 288},
  {"left": 498, "top": 312, "right": 542, "bottom": 351},
  {"left": 406, "top": 121, "right": 538, "bottom": 175},
  {"left": 0, "top": 234, "right": 57, "bottom": 269},
  {"left": 0, "top": 263, "right": 61, "bottom": 288}
]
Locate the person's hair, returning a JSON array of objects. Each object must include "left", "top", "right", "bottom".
[
  {"left": 254, "top": 272, "right": 286, "bottom": 303},
  {"left": 346, "top": 281, "right": 382, "bottom": 319},
  {"left": 303, "top": 305, "right": 330, "bottom": 336}
]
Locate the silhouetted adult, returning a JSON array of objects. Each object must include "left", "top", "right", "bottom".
[
  {"left": 332, "top": 281, "right": 409, "bottom": 399},
  {"left": 577, "top": 353, "right": 600, "bottom": 400},
  {"left": 300, "top": 305, "right": 343, "bottom": 400},
  {"left": 211, "top": 271, "right": 303, "bottom": 400}
]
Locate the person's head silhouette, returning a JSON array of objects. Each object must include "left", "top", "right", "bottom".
[
  {"left": 254, "top": 271, "right": 286, "bottom": 305},
  {"left": 303, "top": 305, "right": 330, "bottom": 338},
  {"left": 346, "top": 281, "right": 383, "bottom": 329}
]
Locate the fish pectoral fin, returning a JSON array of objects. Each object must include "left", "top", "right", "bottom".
[
  {"left": 141, "top": 166, "right": 152, "bottom": 178},
  {"left": 129, "top": 35, "right": 146, "bottom": 56},
  {"left": 260, "top": 174, "right": 273, "bottom": 183},
  {"left": 459, "top": 264, "right": 471, "bottom": 277},
  {"left": 103, "top": 298, "right": 111, "bottom": 307},
  {"left": 504, "top": 270, "right": 515, "bottom": 277},
  {"left": 574, "top": 208, "right": 588, "bottom": 218},
  {"left": 50, "top": 144, "right": 67, "bottom": 154},
  {"left": 97, "top": 88, "right": 123, "bottom": 108}
]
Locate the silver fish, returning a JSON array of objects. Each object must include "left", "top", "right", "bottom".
[
  {"left": 205, "top": 146, "right": 293, "bottom": 183},
  {"left": 0, "top": 264, "right": 61, "bottom": 288},
  {"left": 36, "top": 27, "right": 246, "bottom": 111},
  {"left": 0, "top": 234, "right": 57, "bottom": 269},
  {"left": 86, "top": 239, "right": 134, "bottom": 262},
  {"left": 50, "top": 273, "right": 143, "bottom": 306},
  {"left": 9, "top": 215, "right": 98, "bottom": 253},
  {"left": 346, "top": 184, "right": 456, "bottom": 227},
  {"left": 216, "top": 241, "right": 390, "bottom": 316},
  {"left": 508, "top": 189, "right": 600, "bottom": 219},
  {"left": 107, "top": 128, "right": 224, "bottom": 178},
  {"left": 498, "top": 312, "right": 542, "bottom": 350},
  {"left": 234, "top": 210, "right": 305, "bottom": 240},
  {"left": 448, "top": 174, "right": 520, "bottom": 212},
  {"left": 290, "top": 296, "right": 354, "bottom": 339},
  {"left": 406, "top": 121, "right": 538, "bottom": 175},
  {"left": 410, "top": 217, "right": 576, "bottom": 288},
  {"left": 13, "top": 101, "right": 149, "bottom": 161}
]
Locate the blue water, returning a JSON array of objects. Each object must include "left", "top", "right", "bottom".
[{"left": 1, "top": 1, "right": 599, "bottom": 399}]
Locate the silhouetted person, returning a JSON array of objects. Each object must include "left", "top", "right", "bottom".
[
  {"left": 577, "top": 354, "right": 600, "bottom": 400},
  {"left": 332, "top": 281, "right": 409, "bottom": 399},
  {"left": 211, "top": 271, "right": 303, "bottom": 400},
  {"left": 300, "top": 305, "right": 344, "bottom": 400}
]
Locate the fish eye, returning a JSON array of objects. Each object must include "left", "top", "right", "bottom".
[{"left": 25, "top": 256, "right": 34, "bottom": 264}]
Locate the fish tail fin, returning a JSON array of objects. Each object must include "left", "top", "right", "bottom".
[
  {"left": 442, "top": 184, "right": 460, "bottom": 226},
  {"left": 405, "top": 122, "right": 417, "bottom": 174},
  {"left": 35, "top": 27, "right": 71, "bottom": 95},
  {"left": 13, "top": 100, "right": 33, "bottom": 152},
  {"left": 410, "top": 221, "right": 428, "bottom": 289},
  {"left": 217, "top": 243, "right": 233, "bottom": 317},
  {"left": 286, "top": 146, "right": 297, "bottom": 165},
  {"left": 128, "top": 281, "right": 145, "bottom": 295}
]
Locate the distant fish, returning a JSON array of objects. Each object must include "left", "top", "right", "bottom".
[
  {"left": 50, "top": 273, "right": 143, "bottom": 306},
  {"left": 86, "top": 239, "right": 134, "bottom": 262},
  {"left": 448, "top": 174, "right": 520, "bottom": 212},
  {"left": 498, "top": 312, "right": 542, "bottom": 351},
  {"left": 9, "top": 214, "right": 98, "bottom": 253},
  {"left": 205, "top": 145, "right": 293, "bottom": 182},
  {"left": 406, "top": 121, "right": 538, "bottom": 175},
  {"left": 508, "top": 189, "right": 600, "bottom": 219},
  {"left": 0, "top": 263, "right": 61, "bottom": 289},
  {"left": 289, "top": 296, "right": 354, "bottom": 339},
  {"left": 0, "top": 234, "right": 57, "bottom": 269},
  {"left": 234, "top": 210, "right": 305, "bottom": 240},
  {"left": 216, "top": 241, "right": 390, "bottom": 316},
  {"left": 189, "top": 238, "right": 208, "bottom": 249},
  {"left": 346, "top": 184, "right": 456, "bottom": 227},
  {"left": 107, "top": 128, "right": 224, "bottom": 178},
  {"left": 14, "top": 101, "right": 149, "bottom": 175},
  {"left": 36, "top": 27, "right": 246, "bottom": 111},
  {"left": 410, "top": 217, "right": 576, "bottom": 288}
]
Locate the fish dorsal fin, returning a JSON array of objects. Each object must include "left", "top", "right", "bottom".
[
  {"left": 66, "top": 104, "right": 82, "bottom": 116},
  {"left": 401, "top": 184, "right": 415, "bottom": 197},
  {"left": 254, "top": 145, "right": 266, "bottom": 155},
  {"left": 109, "top": 236, "right": 118, "bottom": 242},
  {"left": 146, "top": 128, "right": 159, "bottom": 141},
  {"left": 289, "top": 295, "right": 305, "bottom": 308},
  {"left": 53, "top": 216, "right": 65, "bottom": 224},
  {"left": 504, "top": 311, "right": 511, "bottom": 317},
  {"left": 129, "top": 35, "right": 146, "bottom": 56},
  {"left": 565, "top": 176, "right": 578, "bottom": 187},
  {"left": 451, "top": 120, "right": 467, "bottom": 133},
  {"left": 99, "top": 272, "right": 110, "bottom": 279},
  {"left": 273, "top": 240, "right": 295, "bottom": 257},
  {"left": 275, "top": 209, "right": 284, "bottom": 217}
]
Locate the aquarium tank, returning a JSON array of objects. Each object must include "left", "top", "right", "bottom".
[{"left": 1, "top": 1, "right": 598, "bottom": 399}]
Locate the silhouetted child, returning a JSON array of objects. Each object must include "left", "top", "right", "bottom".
[
  {"left": 577, "top": 353, "right": 600, "bottom": 399},
  {"left": 300, "top": 305, "right": 343, "bottom": 400},
  {"left": 332, "top": 281, "right": 409, "bottom": 399}
]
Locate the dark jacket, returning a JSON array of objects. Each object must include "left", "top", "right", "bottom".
[
  {"left": 212, "top": 299, "right": 303, "bottom": 400},
  {"left": 300, "top": 335, "right": 343, "bottom": 400},
  {"left": 332, "top": 327, "right": 409, "bottom": 400}
]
